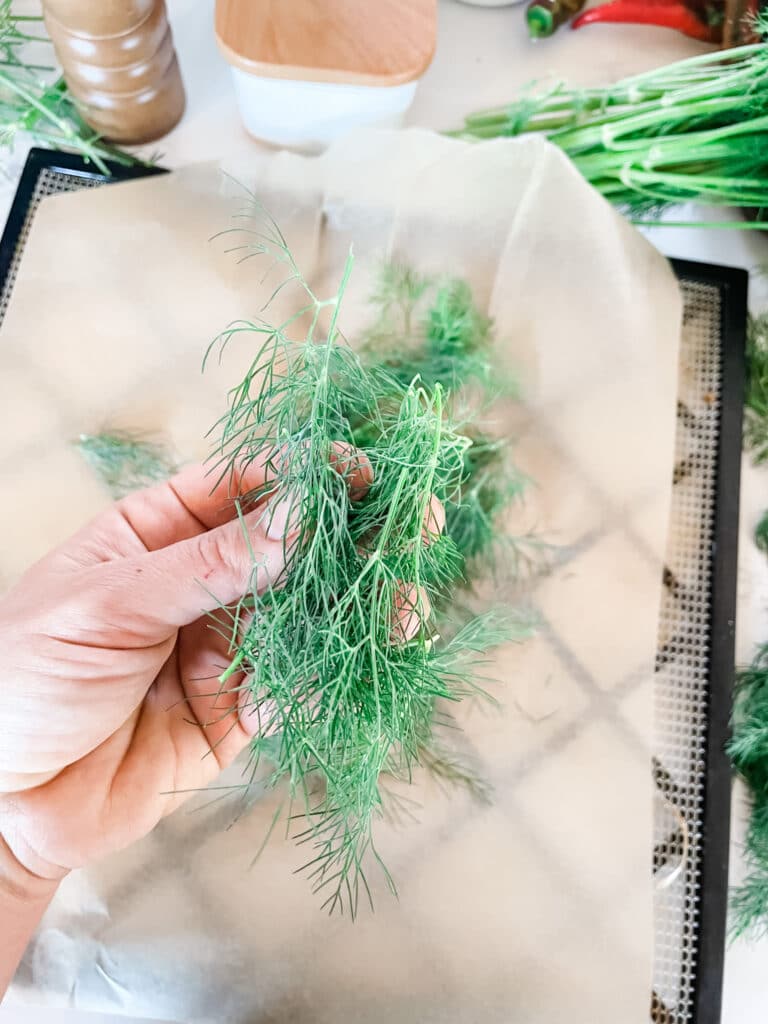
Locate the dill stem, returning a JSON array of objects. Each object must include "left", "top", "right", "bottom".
[
  {"left": 411, "top": 385, "right": 443, "bottom": 625},
  {"left": 621, "top": 44, "right": 764, "bottom": 86},
  {"left": 552, "top": 97, "right": 739, "bottom": 152},
  {"left": 632, "top": 218, "right": 768, "bottom": 230},
  {"left": 220, "top": 647, "right": 246, "bottom": 684},
  {"left": 0, "top": 70, "right": 72, "bottom": 135}
]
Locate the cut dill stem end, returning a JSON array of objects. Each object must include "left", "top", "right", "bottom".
[
  {"left": 76, "top": 430, "right": 176, "bottom": 498},
  {"left": 207, "top": 206, "right": 534, "bottom": 914}
]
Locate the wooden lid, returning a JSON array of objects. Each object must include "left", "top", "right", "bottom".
[{"left": 215, "top": 0, "right": 437, "bottom": 87}]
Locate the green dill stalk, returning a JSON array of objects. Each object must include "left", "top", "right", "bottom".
[
  {"left": 208, "top": 208, "right": 531, "bottom": 914},
  {"left": 745, "top": 313, "right": 768, "bottom": 465},
  {"left": 453, "top": 17, "right": 768, "bottom": 228}
]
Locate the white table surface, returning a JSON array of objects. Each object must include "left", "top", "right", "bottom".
[{"left": 1, "top": 1, "right": 766, "bottom": 1021}]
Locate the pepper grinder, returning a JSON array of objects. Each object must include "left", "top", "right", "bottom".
[{"left": 42, "top": 0, "right": 186, "bottom": 144}]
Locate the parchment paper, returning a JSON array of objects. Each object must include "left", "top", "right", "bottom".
[{"left": 0, "top": 130, "right": 681, "bottom": 1024}]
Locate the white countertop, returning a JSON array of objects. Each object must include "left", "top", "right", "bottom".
[{"left": 1, "top": 1, "right": 766, "bottom": 1022}]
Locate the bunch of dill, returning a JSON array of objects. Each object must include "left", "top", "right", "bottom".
[
  {"left": 205, "top": 213, "right": 531, "bottom": 914},
  {"left": 453, "top": 18, "right": 768, "bottom": 229}
]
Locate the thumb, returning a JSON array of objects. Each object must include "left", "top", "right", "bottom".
[{"left": 91, "top": 497, "right": 299, "bottom": 634}]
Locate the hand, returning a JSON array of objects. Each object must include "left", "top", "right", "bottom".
[{"left": 0, "top": 457, "right": 370, "bottom": 882}]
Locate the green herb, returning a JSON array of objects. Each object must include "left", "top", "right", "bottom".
[
  {"left": 362, "top": 263, "right": 497, "bottom": 395},
  {"left": 358, "top": 262, "right": 531, "bottom": 585},
  {"left": 729, "top": 647, "right": 768, "bottom": 938},
  {"left": 728, "top": 311, "right": 768, "bottom": 937},
  {"left": 0, "top": 3, "right": 146, "bottom": 173},
  {"left": 208, "top": 208, "right": 532, "bottom": 914},
  {"left": 76, "top": 431, "right": 176, "bottom": 498},
  {"left": 746, "top": 314, "right": 768, "bottom": 464},
  {"left": 453, "top": 17, "right": 768, "bottom": 228},
  {"left": 756, "top": 509, "right": 768, "bottom": 555}
]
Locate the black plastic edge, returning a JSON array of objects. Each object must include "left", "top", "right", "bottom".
[
  {"left": 670, "top": 258, "right": 748, "bottom": 1024},
  {"left": 0, "top": 147, "right": 166, "bottom": 297}
]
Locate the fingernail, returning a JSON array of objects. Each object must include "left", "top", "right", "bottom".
[{"left": 265, "top": 492, "right": 302, "bottom": 540}]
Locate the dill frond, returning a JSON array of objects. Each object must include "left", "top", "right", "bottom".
[
  {"left": 208, "top": 204, "right": 533, "bottom": 914},
  {"left": 359, "top": 262, "right": 529, "bottom": 584},
  {"left": 77, "top": 431, "right": 176, "bottom": 498},
  {"left": 746, "top": 314, "right": 768, "bottom": 464},
  {"left": 729, "top": 647, "right": 768, "bottom": 938},
  {"left": 756, "top": 509, "right": 768, "bottom": 555},
  {"left": 362, "top": 264, "right": 498, "bottom": 394}
]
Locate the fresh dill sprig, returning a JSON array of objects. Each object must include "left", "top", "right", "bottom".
[
  {"left": 207, "top": 204, "right": 532, "bottom": 914},
  {"left": 745, "top": 313, "right": 768, "bottom": 464},
  {"left": 756, "top": 509, "right": 768, "bottom": 555},
  {"left": 362, "top": 263, "right": 498, "bottom": 395},
  {"left": 77, "top": 431, "right": 176, "bottom": 498},
  {"left": 729, "top": 646, "right": 768, "bottom": 938},
  {"left": 359, "top": 261, "right": 532, "bottom": 584}
]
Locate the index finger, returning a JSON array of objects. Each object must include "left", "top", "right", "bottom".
[
  {"left": 51, "top": 460, "right": 272, "bottom": 566},
  {"left": 59, "top": 443, "right": 374, "bottom": 563}
]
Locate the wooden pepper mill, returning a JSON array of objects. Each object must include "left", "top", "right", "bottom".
[{"left": 42, "top": 0, "right": 186, "bottom": 144}]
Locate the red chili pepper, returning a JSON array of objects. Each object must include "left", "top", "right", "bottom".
[{"left": 571, "top": 0, "right": 722, "bottom": 41}]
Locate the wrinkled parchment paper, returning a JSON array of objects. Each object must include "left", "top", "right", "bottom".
[{"left": 0, "top": 130, "right": 681, "bottom": 1024}]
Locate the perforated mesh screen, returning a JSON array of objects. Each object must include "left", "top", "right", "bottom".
[
  {"left": 0, "top": 169, "right": 101, "bottom": 323},
  {"left": 0, "top": 164, "right": 728, "bottom": 1024},
  {"left": 653, "top": 280, "right": 722, "bottom": 1022}
]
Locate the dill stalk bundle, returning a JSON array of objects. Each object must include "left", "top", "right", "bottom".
[
  {"left": 206, "top": 215, "right": 530, "bottom": 914},
  {"left": 454, "top": 18, "right": 768, "bottom": 228}
]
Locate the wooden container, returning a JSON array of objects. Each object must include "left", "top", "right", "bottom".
[
  {"left": 43, "top": 0, "right": 185, "bottom": 144},
  {"left": 214, "top": 0, "right": 437, "bottom": 150}
]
